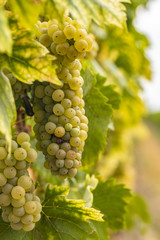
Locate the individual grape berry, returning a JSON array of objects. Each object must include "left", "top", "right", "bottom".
[
  {"left": 17, "top": 175, "right": 32, "bottom": 190},
  {"left": 0, "top": 147, "right": 7, "bottom": 160},
  {"left": 25, "top": 148, "right": 37, "bottom": 163},
  {"left": 53, "top": 103, "right": 64, "bottom": 116},
  {"left": 11, "top": 186, "right": 25, "bottom": 200},
  {"left": 14, "top": 148, "right": 27, "bottom": 161},
  {"left": 17, "top": 132, "right": 30, "bottom": 145},
  {"left": 39, "top": 34, "right": 52, "bottom": 47},
  {"left": 52, "top": 89, "right": 64, "bottom": 102},
  {"left": 54, "top": 126, "right": 65, "bottom": 137},
  {"left": 24, "top": 201, "right": 37, "bottom": 214},
  {"left": 63, "top": 24, "right": 76, "bottom": 39},
  {"left": 0, "top": 173, "right": 7, "bottom": 186}
]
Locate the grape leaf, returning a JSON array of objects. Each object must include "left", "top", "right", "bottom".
[
  {"left": 0, "top": 71, "right": 16, "bottom": 150},
  {"left": 0, "top": 32, "right": 61, "bottom": 84},
  {"left": 8, "top": 0, "right": 41, "bottom": 30},
  {"left": 82, "top": 68, "right": 113, "bottom": 163},
  {"left": 43, "top": 0, "right": 130, "bottom": 28},
  {"left": 0, "top": 7, "right": 12, "bottom": 54},
  {"left": 92, "top": 178, "right": 131, "bottom": 230},
  {"left": 0, "top": 185, "right": 103, "bottom": 240}
]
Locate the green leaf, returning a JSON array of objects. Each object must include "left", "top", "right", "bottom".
[
  {"left": 92, "top": 178, "right": 131, "bottom": 230},
  {"left": 0, "top": 71, "right": 16, "bottom": 149},
  {"left": 90, "top": 221, "right": 110, "bottom": 240},
  {"left": 0, "top": 32, "right": 61, "bottom": 84},
  {"left": 8, "top": 0, "right": 41, "bottom": 30},
  {"left": 43, "top": 0, "right": 130, "bottom": 28},
  {"left": 0, "top": 185, "right": 103, "bottom": 240},
  {"left": 82, "top": 68, "right": 112, "bottom": 163},
  {"left": 0, "top": 7, "right": 12, "bottom": 54},
  {"left": 125, "top": 194, "right": 150, "bottom": 230}
]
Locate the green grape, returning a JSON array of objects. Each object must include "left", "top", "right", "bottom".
[
  {"left": 67, "top": 46, "right": 79, "bottom": 61},
  {"left": 70, "top": 137, "right": 81, "bottom": 147},
  {"left": 33, "top": 201, "right": 42, "bottom": 215},
  {"left": 33, "top": 195, "right": 40, "bottom": 202},
  {"left": 80, "top": 123, "right": 88, "bottom": 132},
  {"left": 7, "top": 73, "right": 17, "bottom": 85},
  {"left": 59, "top": 115, "right": 69, "bottom": 125},
  {"left": 74, "top": 39, "right": 88, "bottom": 52},
  {"left": 12, "top": 82, "right": 22, "bottom": 93},
  {"left": 14, "top": 148, "right": 27, "bottom": 161},
  {"left": 15, "top": 160, "right": 27, "bottom": 170},
  {"left": 70, "top": 128, "right": 80, "bottom": 138},
  {"left": 70, "top": 116, "right": 80, "bottom": 127},
  {"left": 64, "top": 159, "right": 73, "bottom": 169},
  {"left": 39, "top": 34, "right": 52, "bottom": 47},
  {"left": 25, "top": 148, "right": 37, "bottom": 163},
  {"left": 49, "top": 160, "right": 58, "bottom": 171},
  {"left": 45, "top": 122, "right": 56, "bottom": 134},
  {"left": 56, "top": 159, "right": 65, "bottom": 168},
  {"left": 38, "top": 125, "right": 45, "bottom": 134},
  {"left": 17, "top": 132, "right": 30, "bottom": 145},
  {"left": 33, "top": 213, "right": 41, "bottom": 222},
  {"left": 48, "top": 24, "right": 59, "bottom": 37},
  {"left": 0, "top": 193, "right": 11, "bottom": 206},
  {"left": 54, "top": 126, "right": 65, "bottom": 137},
  {"left": 2, "top": 205, "right": 12, "bottom": 215},
  {"left": 16, "top": 169, "right": 28, "bottom": 178},
  {"left": 76, "top": 110, "right": 82, "bottom": 118},
  {"left": 79, "top": 130, "right": 87, "bottom": 141},
  {"left": 45, "top": 103, "right": 54, "bottom": 113},
  {"left": 24, "top": 201, "right": 37, "bottom": 214},
  {"left": 64, "top": 89, "right": 75, "bottom": 99},
  {"left": 11, "top": 186, "right": 25, "bottom": 200},
  {"left": 2, "top": 212, "right": 9, "bottom": 222},
  {"left": 35, "top": 85, "right": 45, "bottom": 98},
  {"left": 80, "top": 115, "right": 88, "bottom": 124},
  {"left": 79, "top": 99, "right": 85, "bottom": 108},
  {"left": 8, "top": 212, "right": 21, "bottom": 223},
  {"left": 75, "top": 88, "right": 83, "bottom": 98},
  {"left": 50, "top": 42, "right": 57, "bottom": 55},
  {"left": 53, "top": 103, "right": 64, "bottom": 116},
  {"left": 56, "top": 42, "right": 69, "bottom": 55},
  {"left": 8, "top": 176, "right": 18, "bottom": 186},
  {"left": 74, "top": 29, "right": 87, "bottom": 40},
  {"left": 66, "top": 150, "right": 76, "bottom": 160},
  {"left": 61, "top": 142, "right": 71, "bottom": 151},
  {"left": 44, "top": 85, "right": 54, "bottom": 96},
  {"left": 68, "top": 168, "right": 77, "bottom": 177},
  {"left": 52, "top": 30, "right": 66, "bottom": 44},
  {"left": 64, "top": 24, "right": 76, "bottom": 39},
  {"left": 2, "top": 183, "right": 13, "bottom": 194},
  {"left": 4, "top": 167, "right": 17, "bottom": 179},
  {"left": 61, "top": 98, "right": 72, "bottom": 109},
  {"left": 13, "top": 206, "right": 25, "bottom": 217},
  {"left": 21, "top": 214, "right": 33, "bottom": 224},
  {"left": 71, "top": 96, "right": 80, "bottom": 106},
  {"left": 0, "top": 147, "right": 7, "bottom": 160},
  {"left": 70, "top": 69, "right": 80, "bottom": 77},
  {"left": 73, "top": 159, "right": 80, "bottom": 168},
  {"left": 25, "top": 193, "right": 33, "bottom": 202},
  {"left": 69, "top": 77, "right": 84, "bottom": 90},
  {"left": 76, "top": 152, "right": 82, "bottom": 161},
  {"left": 0, "top": 160, "right": 6, "bottom": 169},
  {"left": 65, "top": 123, "right": 72, "bottom": 131},
  {"left": 47, "top": 143, "right": 59, "bottom": 155},
  {"left": 56, "top": 149, "right": 66, "bottom": 159},
  {"left": 17, "top": 175, "right": 32, "bottom": 190},
  {"left": 42, "top": 96, "right": 53, "bottom": 105},
  {"left": 11, "top": 197, "right": 25, "bottom": 208},
  {"left": 62, "top": 132, "right": 70, "bottom": 141},
  {"left": 21, "top": 142, "right": 31, "bottom": 151},
  {"left": 48, "top": 114, "right": 59, "bottom": 124},
  {"left": 52, "top": 89, "right": 64, "bottom": 102},
  {"left": 0, "top": 173, "right": 7, "bottom": 186},
  {"left": 22, "top": 222, "right": 35, "bottom": 231},
  {"left": 64, "top": 108, "right": 76, "bottom": 118},
  {"left": 11, "top": 222, "right": 23, "bottom": 230},
  {"left": 84, "top": 36, "right": 93, "bottom": 51},
  {"left": 34, "top": 110, "right": 45, "bottom": 123},
  {"left": 39, "top": 27, "right": 48, "bottom": 34},
  {"left": 4, "top": 155, "right": 16, "bottom": 167},
  {"left": 59, "top": 167, "right": 68, "bottom": 175},
  {"left": 41, "top": 140, "right": 51, "bottom": 149},
  {"left": 40, "top": 132, "right": 51, "bottom": 140}
]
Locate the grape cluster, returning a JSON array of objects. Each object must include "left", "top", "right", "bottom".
[
  {"left": 3, "top": 69, "right": 30, "bottom": 102},
  {"left": 33, "top": 16, "right": 90, "bottom": 178},
  {"left": 0, "top": 132, "right": 42, "bottom": 231}
]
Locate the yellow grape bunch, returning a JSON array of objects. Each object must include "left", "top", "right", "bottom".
[
  {"left": 0, "top": 132, "right": 42, "bottom": 232},
  {"left": 33, "top": 16, "right": 93, "bottom": 178}
]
